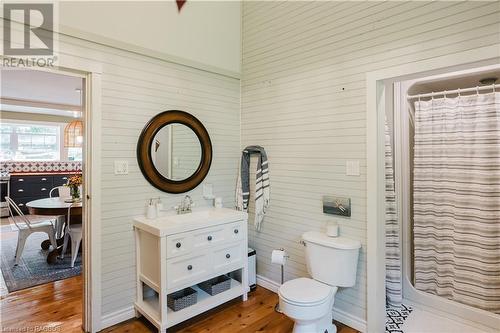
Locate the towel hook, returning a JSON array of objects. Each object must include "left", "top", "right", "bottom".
[
  {"left": 443, "top": 90, "right": 447, "bottom": 99},
  {"left": 476, "top": 86, "right": 480, "bottom": 96},
  {"left": 457, "top": 88, "right": 461, "bottom": 97}
]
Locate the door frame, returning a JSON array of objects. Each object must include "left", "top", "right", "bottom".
[
  {"left": 1, "top": 57, "right": 103, "bottom": 332},
  {"left": 365, "top": 44, "right": 500, "bottom": 332}
]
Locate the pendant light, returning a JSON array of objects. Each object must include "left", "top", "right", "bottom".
[
  {"left": 64, "top": 88, "right": 83, "bottom": 147},
  {"left": 64, "top": 120, "right": 83, "bottom": 147}
]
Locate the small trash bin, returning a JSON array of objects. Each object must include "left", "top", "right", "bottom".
[{"left": 248, "top": 247, "right": 256, "bottom": 291}]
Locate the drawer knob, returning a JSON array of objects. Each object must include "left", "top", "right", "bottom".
[
  {"left": 18, "top": 179, "right": 24, "bottom": 182},
  {"left": 41, "top": 178, "right": 47, "bottom": 181},
  {"left": 41, "top": 188, "right": 47, "bottom": 191},
  {"left": 187, "top": 265, "right": 193, "bottom": 271},
  {"left": 226, "top": 254, "right": 231, "bottom": 259},
  {"left": 18, "top": 203, "right": 24, "bottom": 207},
  {"left": 176, "top": 242, "right": 181, "bottom": 248},
  {"left": 18, "top": 189, "right": 24, "bottom": 192},
  {"left": 207, "top": 235, "right": 212, "bottom": 241},
  {"left": 62, "top": 177, "right": 68, "bottom": 180},
  {"left": 234, "top": 229, "right": 239, "bottom": 234}
]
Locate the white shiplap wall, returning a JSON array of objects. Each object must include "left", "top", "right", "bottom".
[
  {"left": 2, "top": 31, "right": 241, "bottom": 320},
  {"left": 95, "top": 50, "right": 240, "bottom": 316},
  {"left": 241, "top": 1, "right": 500, "bottom": 324}
]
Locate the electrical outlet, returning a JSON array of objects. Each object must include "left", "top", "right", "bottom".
[{"left": 114, "top": 160, "right": 129, "bottom": 175}]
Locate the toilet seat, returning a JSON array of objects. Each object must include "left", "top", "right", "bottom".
[{"left": 279, "top": 277, "right": 333, "bottom": 306}]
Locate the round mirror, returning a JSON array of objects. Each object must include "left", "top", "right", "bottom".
[
  {"left": 151, "top": 123, "right": 202, "bottom": 181},
  {"left": 137, "top": 110, "right": 212, "bottom": 193}
]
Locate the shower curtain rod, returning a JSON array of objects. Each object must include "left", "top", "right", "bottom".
[{"left": 407, "top": 83, "right": 497, "bottom": 100}]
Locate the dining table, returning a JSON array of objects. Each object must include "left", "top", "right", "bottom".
[{"left": 26, "top": 197, "right": 82, "bottom": 264}]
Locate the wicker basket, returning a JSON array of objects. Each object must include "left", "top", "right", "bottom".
[
  {"left": 198, "top": 275, "right": 231, "bottom": 296},
  {"left": 167, "top": 287, "right": 197, "bottom": 311}
]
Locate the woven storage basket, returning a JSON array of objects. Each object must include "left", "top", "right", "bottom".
[
  {"left": 198, "top": 275, "right": 231, "bottom": 296},
  {"left": 167, "top": 287, "right": 197, "bottom": 311}
]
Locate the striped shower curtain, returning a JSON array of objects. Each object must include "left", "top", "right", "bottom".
[
  {"left": 413, "top": 92, "right": 500, "bottom": 314},
  {"left": 386, "top": 120, "right": 402, "bottom": 307}
]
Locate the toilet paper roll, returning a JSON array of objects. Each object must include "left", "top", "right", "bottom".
[{"left": 271, "top": 249, "right": 287, "bottom": 265}]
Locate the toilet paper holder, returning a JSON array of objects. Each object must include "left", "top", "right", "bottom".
[{"left": 272, "top": 248, "right": 289, "bottom": 314}]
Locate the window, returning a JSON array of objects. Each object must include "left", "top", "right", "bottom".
[
  {"left": 1, "top": 122, "right": 61, "bottom": 161},
  {"left": 67, "top": 147, "right": 83, "bottom": 161}
]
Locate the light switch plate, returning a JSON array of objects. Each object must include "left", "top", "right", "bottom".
[
  {"left": 346, "top": 160, "right": 360, "bottom": 176},
  {"left": 114, "top": 160, "right": 129, "bottom": 175}
]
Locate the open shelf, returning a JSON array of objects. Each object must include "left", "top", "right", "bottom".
[
  {"left": 166, "top": 278, "right": 244, "bottom": 328},
  {"left": 135, "top": 282, "right": 161, "bottom": 327},
  {"left": 142, "top": 293, "right": 160, "bottom": 321}
]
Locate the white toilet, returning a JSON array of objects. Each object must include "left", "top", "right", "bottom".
[{"left": 278, "top": 231, "right": 361, "bottom": 333}]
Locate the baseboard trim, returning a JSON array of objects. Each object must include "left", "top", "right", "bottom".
[
  {"left": 256, "top": 274, "right": 367, "bottom": 333},
  {"left": 333, "top": 307, "right": 367, "bottom": 333},
  {"left": 100, "top": 306, "right": 135, "bottom": 330},
  {"left": 256, "top": 274, "right": 280, "bottom": 292}
]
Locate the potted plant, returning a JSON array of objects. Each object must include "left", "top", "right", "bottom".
[{"left": 66, "top": 174, "right": 83, "bottom": 202}]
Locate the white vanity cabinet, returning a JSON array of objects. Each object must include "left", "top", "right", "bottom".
[{"left": 133, "top": 208, "right": 249, "bottom": 332}]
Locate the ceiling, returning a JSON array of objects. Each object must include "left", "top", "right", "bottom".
[
  {"left": 1, "top": 69, "right": 84, "bottom": 117},
  {"left": 408, "top": 68, "right": 500, "bottom": 95}
]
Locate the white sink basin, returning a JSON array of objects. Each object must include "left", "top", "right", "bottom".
[{"left": 134, "top": 207, "right": 248, "bottom": 236}]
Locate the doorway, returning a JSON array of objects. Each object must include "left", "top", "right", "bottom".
[
  {"left": 0, "top": 67, "right": 92, "bottom": 332},
  {"left": 366, "top": 47, "right": 500, "bottom": 333},
  {"left": 391, "top": 64, "right": 500, "bottom": 331}
]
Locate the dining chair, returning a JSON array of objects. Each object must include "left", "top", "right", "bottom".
[
  {"left": 5, "top": 197, "right": 58, "bottom": 266},
  {"left": 61, "top": 203, "right": 82, "bottom": 268},
  {"left": 49, "top": 186, "right": 71, "bottom": 238},
  {"left": 49, "top": 186, "right": 70, "bottom": 198}
]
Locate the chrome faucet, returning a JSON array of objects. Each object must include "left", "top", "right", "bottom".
[{"left": 176, "top": 195, "right": 194, "bottom": 214}]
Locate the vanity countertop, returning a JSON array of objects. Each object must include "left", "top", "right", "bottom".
[{"left": 134, "top": 207, "right": 248, "bottom": 237}]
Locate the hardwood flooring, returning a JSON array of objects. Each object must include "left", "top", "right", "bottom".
[
  {"left": 0, "top": 275, "right": 83, "bottom": 332},
  {"left": 0, "top": 275, "right": 359, "bottom": 333}
]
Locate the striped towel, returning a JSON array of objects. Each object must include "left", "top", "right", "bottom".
[{"left": 236, "top": 146, "right": 270, "bottom": 231}]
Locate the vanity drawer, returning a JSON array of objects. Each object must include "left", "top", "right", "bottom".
[
  {"left": 166, "top": 253, "right": 210, "bottom": 290},
  {"left": 166, "top": 234, "right": 193, "bottom": 258},
  {"left": 226, "top": 222, "right": 244, "bottom": 241},
  {"left": 212, "top": 242, "right": 244, "bottom": 271},
  {"left": 192, "top": 225, "right": 226, "bottom": 250}
]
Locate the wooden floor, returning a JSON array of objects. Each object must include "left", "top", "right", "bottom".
[{"left": 0, "top": 275, "right": 359, "bottom": 333}]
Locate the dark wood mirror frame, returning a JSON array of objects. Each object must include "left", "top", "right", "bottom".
[{"left": 137, "top": 110, "right": 212, "bottom": 193}]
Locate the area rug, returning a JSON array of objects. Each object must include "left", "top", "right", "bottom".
[
  {"left": 386, "top": 304, "right": 413, "bottom": 333},
  {"left": 0, "top": 225, "right": 81, "bottom": 292}
]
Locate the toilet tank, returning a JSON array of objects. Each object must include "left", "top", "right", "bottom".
[{"left": 302, "top": 231, "right": 361, "bottom": 287}]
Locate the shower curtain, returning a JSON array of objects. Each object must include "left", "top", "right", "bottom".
[
  {"left": 413, "top": 92, "right": 500, "bottom": 314},
  {"left": 385, "top": 120, "right": 402, "bottom": 307}
]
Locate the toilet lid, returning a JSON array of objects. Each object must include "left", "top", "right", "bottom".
[{"left": 278, "top": 278, "right": 332, "bottom": 305}]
